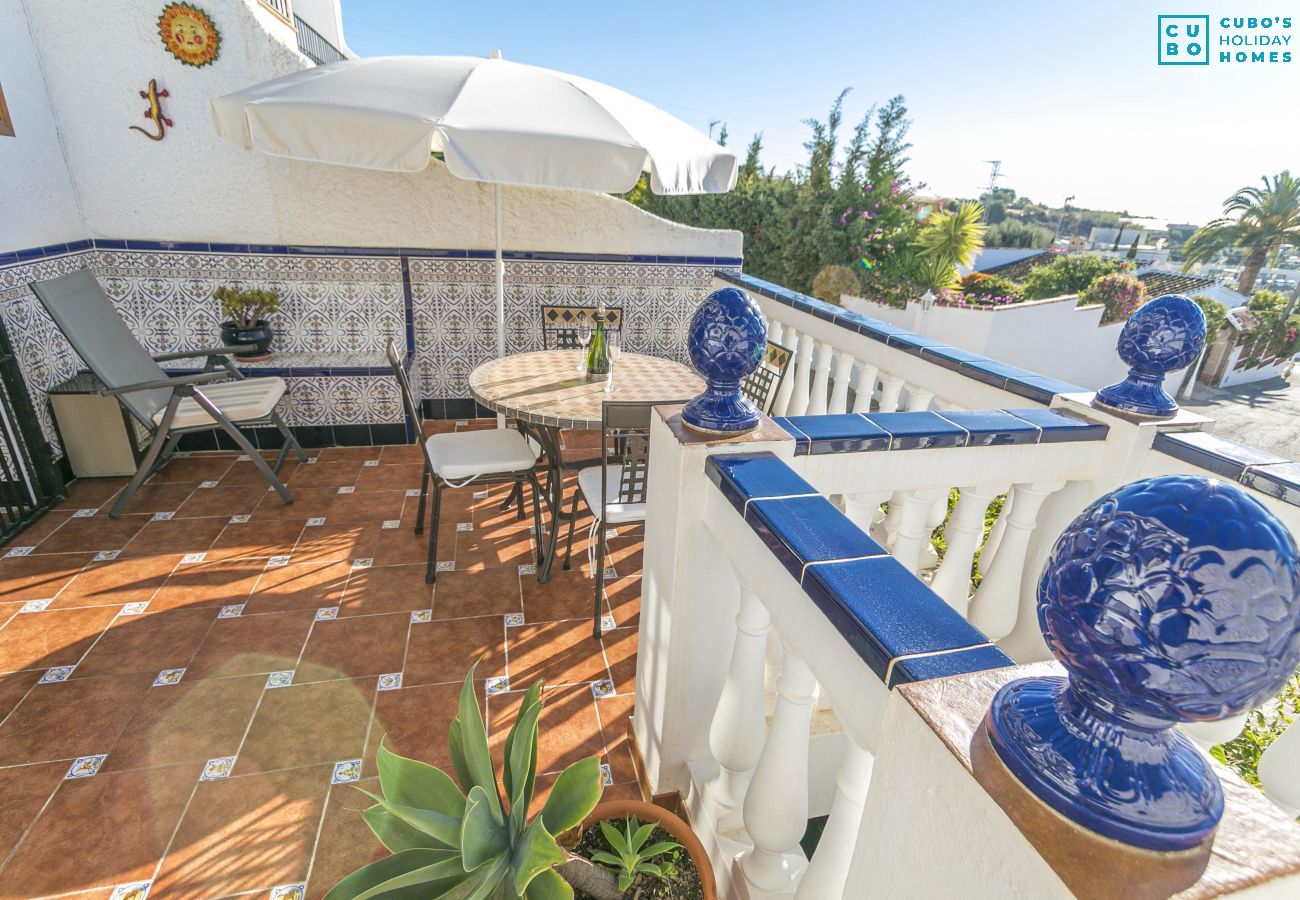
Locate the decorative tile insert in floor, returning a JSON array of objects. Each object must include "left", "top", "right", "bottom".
[{"left": 0, "top": 420, "right": 643, "bottom": 898}]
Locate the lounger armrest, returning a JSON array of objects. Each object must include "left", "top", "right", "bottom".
[
  {"left": 151, "top": 345, "right": 254, "bottom": 362},
  {"left": 100, "top": 371, "right": 229, "bottom": 397}
]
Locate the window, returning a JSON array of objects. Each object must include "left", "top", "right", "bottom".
[{"left": 0, "top": 83, "right": 13, "bottom": 137}]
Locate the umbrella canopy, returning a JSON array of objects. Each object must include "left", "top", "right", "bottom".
[{"left": 211, "top": 55, "right": 738, "bottom": 195}]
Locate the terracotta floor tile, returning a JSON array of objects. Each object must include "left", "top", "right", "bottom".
[
  {"left": 522, "top": 569, "right": 600, "bottom": 623},
  {"left": 432, "top": 567, "right": 522, "bottom": 620},
  {"left": 354, "top": 462, "right": 423, "bottom": 492},
  {"left": 604, "top": 537, "right": 644, "bottom": 577},
  {"left": 338, "top": 564, "right": 434, "bottom": 617},
  {"left": 604, "top": 626, "right": 638, "bottom": 693},
  {"left": 252, "top": 486, "right": 337, "bottom": 521},
  {"left": 0, "top": 763, "right": 198, "bottom": 898},
  {"left": 14, "top": 509, "right": 72, "bottom": 546},
  {"left": 288, "top": 461, "right": 360, "bottom": 490},
  {"left": 32, "top": 515, "right": 148, "bottom": 554},
  {"left": 186, "top": 609, "right": 315, "bottom": 679},
  {"left": 58, "top": 477, "right": 128, "bottom": 510},
  {"left": 506, "top": 619, "right": 614, "bottom": 687},
  {"left": 378, "top": 443, "right": 423, "bottom": 465},
  {"left": 244, "top": 562, "right": 350, "bottom": 614},
  {"left": 595, "top": 689, "right": 639, "bottom": 784},
  {"left": 404, "top": 615, "right": 507, "bottom": 687},
  {"left": 364, "top": 680, "right": 463, "bottom": 776},
  {"left": 0, "top": 606, "right": 119, "bottom": 673},
  {"left": 110, "top": 481, "right": 197, "bottom": 516},
  {"left": 325, "top": 489, "right": 406, "bottom": 524},
  {"left": 174, "top": 483, "right": 272, "bottom": 518},
  {"left": 295, "top": 612, "right": 410, "bottom": 683},
  {"left": 316, "top": 446, "right": 379, "bottom": 463},
  {"left": 604, "top": 575, "right": 641, "bottom": 627},
  {"left": 104, "top": 673, "right": 266, "bottom": 772},
  {"left": 0, "top": 673, "right": 154, "bottom": 766},
  {"left": 152, "top": 764, "right": 331, "bottom": 899},
  {"left": 0, "top": 670, "right": 39, "bottom": 722},
  {"left": 306, "top": 779, "right": 389, "bottom": 900},
  {"left": 74, "top": 607, "right": 216, "bottom": 679},
  {"left": 489, "top": 682, "right": 606, "bottom": 777},
  {"left": 369, "top": 525, "right": 434, "bottom": 567},
  {"left": 238, "top": 679, "right": 375, "bottom": 774},
  {"left": 151, "top": 455, "right": 236, "bottom": 483},
  {"left": 0, "top": 761, "right": 66, "bottom": 865},
  {"left": 220, "top": 457, "right": 300, "bottom": 485},
  {"left": 50, "top": 554, "right": 182, "bottom": 609},
  {"left": 291, "top": 521, "right": 379, "bottom": 563},
  {"left": 206, "top": 517, "right": 306, "bottom": 561},
  {"left": 118, "top": 516, "right": 228, "bottom": 559},
  {"left": 149, "top": 559, "right": 265, "bottom": 612},
  {"left": 0, "top": 552, "right": 91, "bottom": 603},
  {"left": 455, "top": 532, "right": 538, "bottom": 572}
]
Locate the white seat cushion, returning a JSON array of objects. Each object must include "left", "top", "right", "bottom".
[
  {"left": 578, "top": 463, "right": 647, "bottom": 525},
  {"left": 425, "top": 428, "right": 538, "bottom": 481},
  {"left": 152, "top": 377, "right": 287, "bottom": 430}
]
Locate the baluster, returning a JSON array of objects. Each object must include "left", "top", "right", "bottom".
[
  {"left": 843, "top": 490, "right": 889, "bottom": 535},
  {"left": 1260, "top": 718, "right": 1300, "bottom": 817},
  {"left": 706, "top": 587, "right": 771, "bottom": 818},
  {"left": 978, "top": 488, "right": 1013, "bottom": 576},
  {"left": 889, "top": 488, "right": 947, "bottom": 574},
  {"left": 930, "top": 484, "right": 1005, "bottom": 614},
  {"left": 828, "top": 350, "right": 855, "bottom": 415},
  {"left": 772, "top": 327, "right": 800, "bottom": 417},
  {"left": 904, "top": 386, "right": 935, "bottom": 412},
  {"left": 880, "top": 491, "right": 903, "bottom": 547},
  {"left": 794, "top": 738, "right": 873, "bottom": 899},
  {"left": 876, "top": 374, "right": 904, "bottom": 413},
  {"left": 805, "top": 341, "right": 833, "bottom": 416},
  {"left": 768, "top": 320, "right": 784, "bottom": 347},
  {"left": 969, "top": 481, "right": 1065, "bottom": 641},
  {"left": 740, "top": 645, "right": 816, "bottom": 894},
  {"left": 851, "top": 363, "right": 878, "bottom": 413},
  {"left": 785, "top": 333, "right": 815, "bottom": 417}
]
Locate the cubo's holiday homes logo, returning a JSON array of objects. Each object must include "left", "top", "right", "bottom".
[{"left": 1158, "top": 14, "right": 1293, "bottom": 65}]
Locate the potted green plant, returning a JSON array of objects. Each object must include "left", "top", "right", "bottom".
[
  {"left": 325, "top": 662, "right": 715, "bottom": 899},
  {"left": 214, "top": 285, "right": 280, "bottom": 360}
]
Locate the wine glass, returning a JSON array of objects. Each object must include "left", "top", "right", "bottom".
[
  {"left": 575, "top": 319, "right": 593, "bottom": 373},
  {"left": 604, "top": 332, "right": 622, "bottom": 393}
]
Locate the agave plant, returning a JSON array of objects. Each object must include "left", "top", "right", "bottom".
[
  {"left": 325, "top": 662, "right": 603, "bottom": 899},
  {"left": 591, "top": 817, "right": 681, "bottom": 893}
]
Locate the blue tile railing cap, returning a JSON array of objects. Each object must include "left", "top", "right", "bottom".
[
  {"left": 745, "top": 494, "right": 888, "bottom": 583},
  {"left": 1153, "top": 431, "right": 1289, "bottom": 483},
  {"left": 705, "top": 452, "right": 818, "bottom": 512}
]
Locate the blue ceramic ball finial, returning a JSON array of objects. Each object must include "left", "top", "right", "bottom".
[
  {"left": 1094, "top": 294, "right": 1206, "bottom": 419},
  {"left": 681, "top": 287, "right": 768, "bottom": 435},
  {"left": 986, "top": 475, "right": 1300, "bottom": 852}
]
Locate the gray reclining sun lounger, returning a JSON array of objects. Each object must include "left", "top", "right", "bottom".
[{"left": 30, "top": 268, "right": 305, "bottom": 518}]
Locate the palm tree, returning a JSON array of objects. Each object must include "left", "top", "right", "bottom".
[
  {"left": 1183, "top": 172, "right": 1300, "bottom": 295},
  {"left": 915, "top": 200, "right": 985, "bottom": 291}
]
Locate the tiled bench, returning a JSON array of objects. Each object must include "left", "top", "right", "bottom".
[{"left": 706, "top": 451, "right": 1013, "bottom": 687}]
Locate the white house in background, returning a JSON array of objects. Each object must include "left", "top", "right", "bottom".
[
  {"left": 957, "top": 247, "right": 1049, "bottom": 277},
  {"left": 1088, "top": 225, "right": 1150, "bottom": 249},
  {"left": 1202, "top": 306, "right": 1295, "bottom": 388}
]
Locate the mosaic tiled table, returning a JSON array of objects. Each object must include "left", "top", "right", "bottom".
[{"left": 470, "top": 350, "right": 702, "bottom": 579}]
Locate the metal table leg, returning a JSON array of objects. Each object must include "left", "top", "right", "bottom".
[{"left": 535, "top": 424, "right": 566, "bottom": 583}]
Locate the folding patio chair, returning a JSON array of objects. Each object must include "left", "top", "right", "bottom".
[
  {"left": 30, "top": 268, "right": 305, "bottom": 518},
  {"left": 740, "top": 339, "right": 793, "bottom": 415}
]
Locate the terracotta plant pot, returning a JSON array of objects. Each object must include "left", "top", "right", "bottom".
[{"left": 580, "top": 797, "right": 716, "bottom": 900}]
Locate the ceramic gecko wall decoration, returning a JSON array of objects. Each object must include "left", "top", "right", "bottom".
[{"left": 130, "top": 79, "right": 172, "bottom": 141}]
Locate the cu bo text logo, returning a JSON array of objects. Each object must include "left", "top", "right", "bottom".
[
  {"left": 1158, "top": 15, "right": 1210, "bottom": 64},
  {"left": 1159, "top": 14, "right": 1295, "bottom": 64}
]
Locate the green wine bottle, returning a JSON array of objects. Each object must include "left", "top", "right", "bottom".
[{"left": 585, "top": 306, "right": 610, "bottom": 376}]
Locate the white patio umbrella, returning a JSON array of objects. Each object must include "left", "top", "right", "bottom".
[{"left": 211, "top": 52, "right": 738, "bottom": 378}]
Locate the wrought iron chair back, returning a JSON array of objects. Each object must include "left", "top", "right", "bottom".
[
  {"left": 601, "top": 400, "right": 654, "bottom": 509},
  {"left": 385, "top": 338, "right": 423, "bottom": 434},
  {"left": 541, "top": 304, "right": 624, "bottom": 350},
  {"left": 740, "top": 340, "right": 794, "bottom": 414}
]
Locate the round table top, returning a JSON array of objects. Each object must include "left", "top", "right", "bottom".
[{"left": 469, "top": 350, "right": 703, "bottom": 430}]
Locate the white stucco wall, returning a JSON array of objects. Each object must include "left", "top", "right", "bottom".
[
  {"left": 8, "top": 0, "right": 740, "bottom": 258},
  {"left": 842, "top": 294, "right": 1188, "bottom": 394},
  {"left": 0, "top": 0, "right": 86, "bottom": 249}
]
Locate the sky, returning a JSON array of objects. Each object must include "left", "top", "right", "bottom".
[{"left": 338, "top": 1, "right": 1299, "bottom": 225}]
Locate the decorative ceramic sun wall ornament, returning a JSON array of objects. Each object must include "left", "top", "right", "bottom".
[{"left": 158, "top": 3, "right": 220, "bottom": 67}]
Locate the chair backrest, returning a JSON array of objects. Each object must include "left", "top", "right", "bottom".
[
  {"left": 541, "top": 305, "right": 624, "bottom": 350},
  {"left": 29, "top": 268, "right": 171, "bottom": 426},
  {"left": 598, "top": 398, "right": 689, "bottom": 510},
  {"left": 385, "top": 338, "right": 423, "bottom": 438},
  {"left": 740, "top": 340, "right": 794, "bottom": 415}
]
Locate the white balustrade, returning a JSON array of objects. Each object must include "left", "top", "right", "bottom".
[
  {"left": 772, "top": 326, "right": 800, "bottom": 417},
  {"left": 851, "top": 362, "right": 878, "bottom": 413},
  {"left": 978, "top": 488, "right": 1011, "bottom": 576},
  {"left": 843, "top": 490, "right": 888, "bottom": 534},
  {"left": 786, "top": 334, "right": 815, "bottom": 417},
  {"left": 1259, "top": 718, "right": 1300, "bottom": 818},
  {"left": 968, "top": 481, "right": 1065, "bottom": 641},
  {"left": 905, "top": 386, "right": 935, "bottom": 412},
  {"left": 930, "top": 484, "right": 1006, "bottom": 613},
  {"left": 876, "top": 374, "right": 905, "bottom": 413},
  {"left": 740, "top": 645, "right": 817, "bottom": 894},
  {"left": 889, "top": 488, "right": 947, "bottom": 574},
  {"left": 828, "top": 350, "right": 855, "bottom": 415},
  {"left": 707, "top": 586, "right": 772, "bottom": 819},
  {"left": 806, "top": 340, "right": 833, "bottom": 416},
  {"left": 795, "top": 739, "right": 873, "bottom": 899}
]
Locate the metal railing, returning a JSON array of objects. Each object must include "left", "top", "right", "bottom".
[
  {"left": 258, "top": 0, "right": 293, "bottom": 24},
  {"left": 294, "top": 14, "right": 346, "bottom": 65}
]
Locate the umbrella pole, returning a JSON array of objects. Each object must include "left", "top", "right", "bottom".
[{"left": 494, "top": 183, "right": 506, "bottom": 428}]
